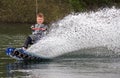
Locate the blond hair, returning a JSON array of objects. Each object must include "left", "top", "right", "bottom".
[{"left": 37, "top": 13, "right": 44, "bottom": 18}]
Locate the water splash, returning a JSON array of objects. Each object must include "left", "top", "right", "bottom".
[{"left": 27, "top": 7, "right": 120, "bottom": 58}]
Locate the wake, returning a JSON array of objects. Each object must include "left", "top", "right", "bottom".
[{"left": 27, "top": 7, "right": 120, "bottom": 58}]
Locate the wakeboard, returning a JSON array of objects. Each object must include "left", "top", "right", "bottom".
[{"left": 5, "top": 47, "right": 49, "bottom": 61}]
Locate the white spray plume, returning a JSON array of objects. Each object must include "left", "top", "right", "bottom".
[{"left": 27, "top": 7, "right": 120, "bottom": 58}]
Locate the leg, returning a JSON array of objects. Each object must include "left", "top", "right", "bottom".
[{"left": 23, "top": 36, "right": 33, "bottom": 49}]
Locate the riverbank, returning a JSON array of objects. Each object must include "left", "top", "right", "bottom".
[{"left": 0, "top": 0, "right": 120, "bottom": 23}]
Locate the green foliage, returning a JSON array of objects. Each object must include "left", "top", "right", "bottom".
[
  {"left": 0, "top": 0, "right": 71, "bottom": 23},
  {"left": 69, "top": 0, "right": 86, "bottom": 12},
  {"left": 0, "top": 0, "right": 36, "bottom": 23},
  {"left": 69, "top": 0, "right": 120, "bottom": 11},
  {"left": 0, "top": 0, "right": 120, "bottom": 23},
  {"left": 37, "top": 0, "right": 71, "bottom": 23}
]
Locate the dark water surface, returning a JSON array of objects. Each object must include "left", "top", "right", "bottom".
[{"left": 0, "top": 24, "right": 120, "bottom": 78}]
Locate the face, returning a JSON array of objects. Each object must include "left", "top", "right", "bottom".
[{"left": 37, "top": 17, "right": 44, "bottom": 24}]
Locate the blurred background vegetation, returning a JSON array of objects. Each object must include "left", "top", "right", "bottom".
[{"left": 0, "top": 0, "right": 120, "bottom": 23}]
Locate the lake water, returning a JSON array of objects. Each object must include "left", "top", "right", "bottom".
[
  {"left": 0, "top": 24, "right": 120, "bottom": 78},
  {"left": 1, "top": 7, "right": 120, "bottom": 78}
]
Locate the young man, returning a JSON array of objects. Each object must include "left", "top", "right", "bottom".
[{"left": 22, "top": 13, "right": 48, "bottom": 49}]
